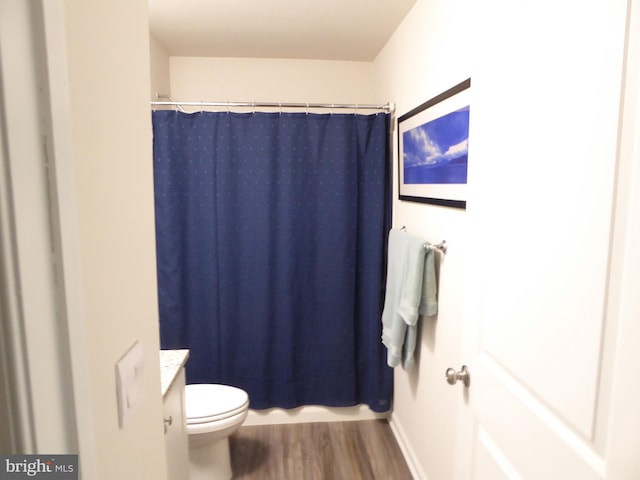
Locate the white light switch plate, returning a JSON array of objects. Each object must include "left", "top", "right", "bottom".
[{"left": 116, "top": 341, "right": 145, "bottom": 428}]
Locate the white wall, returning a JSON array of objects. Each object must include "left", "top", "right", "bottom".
[
  {"left": 150, "top": 34, "right": 171, "bottom": 101},
  {"left": 62, "top": 0, "right": 167, "bottom": 478},
  {"left": 169, "top": 56, "right": 376, "bottom": 109},
  {"left": 373, "top": 1, "right": 472, "bottom": 479}
]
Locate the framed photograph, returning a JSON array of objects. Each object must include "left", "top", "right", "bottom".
[{"left": 398, "top": 78, "right": 471, "bottom": 208}]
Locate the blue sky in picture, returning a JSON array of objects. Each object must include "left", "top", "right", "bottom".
[{"left": 403, "top": 105, "right": 470, "bottom": 184}]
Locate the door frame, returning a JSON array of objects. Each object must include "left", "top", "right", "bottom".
[
  {"left": 0, "top": 0, "right": 98, "bottom": 475},
  {"left": 603, "top": 0, "right": 640, "bottom": 474}
]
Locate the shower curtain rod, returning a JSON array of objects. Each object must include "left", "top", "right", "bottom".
[{"left": 151, "top": 97, "right": 395, "bottom": 114}]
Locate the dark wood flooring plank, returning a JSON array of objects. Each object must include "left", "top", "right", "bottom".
[
  {"left": 360, "top": 419, "right": 413, "bottom": 480},
  {"left": 282, "top": 422, "right": 305, "bottom": 480},
  {"left": 315, "top": 423, "right": 338, "bottom": 480},
  {"left": 330, "top": 421, "right": 375, "bottom": 480}
]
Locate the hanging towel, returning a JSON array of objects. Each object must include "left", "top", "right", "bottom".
[
  {"left": 419, "top": 247, "right": 438, "bottom": 318},
  {"left": 381, "top": 229, "right": 438, "bottom": 371}
]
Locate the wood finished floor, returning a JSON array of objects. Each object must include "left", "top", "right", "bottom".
[{"left": 229, "top": 420, "right": 413, "bottom": 480}]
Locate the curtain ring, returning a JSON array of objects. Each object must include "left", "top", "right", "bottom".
[
  {"left": 306, "top": 102, "right": 309, "bottom": 115},
  {"left": 252, "top": 101, "right": 256, "bottom": 114}
]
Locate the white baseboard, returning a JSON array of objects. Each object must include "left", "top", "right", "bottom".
[
  {"left": 389, "top": 414, "right": 427, "bottom": 480},
  {"left": 244, "top": 405, "right": 389, "bottom": 426}
]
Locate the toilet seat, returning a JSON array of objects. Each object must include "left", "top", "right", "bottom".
[{"left": 185, "top": 384, "right": 249, "bottom": 425}]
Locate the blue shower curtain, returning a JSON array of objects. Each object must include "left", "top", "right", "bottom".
[{"left": 152, "top": 110, "right": 392, "bottom": 411}]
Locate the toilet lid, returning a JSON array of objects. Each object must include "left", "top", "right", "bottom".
[{"left": 185, "top": 384, "right": 249, "bottom": 424}]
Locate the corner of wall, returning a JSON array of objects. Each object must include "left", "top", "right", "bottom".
[
  {"left": 62, "top": 0, "right": 167, "bottom": 478},
  {"left": 149, "top": 32, "right": 171, "bottom": 100}
]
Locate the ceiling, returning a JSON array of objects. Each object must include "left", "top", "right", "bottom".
[{"left": 148, "top": 0, "right": 417, "bottom": 62}]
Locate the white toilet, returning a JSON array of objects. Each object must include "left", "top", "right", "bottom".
[{"left": 185, "top": 383, "right": 249, "bottom": 480}]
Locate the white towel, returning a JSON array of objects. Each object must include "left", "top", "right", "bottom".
[{"left": 381, "top": 229, "right": 438, "bottom": 370}]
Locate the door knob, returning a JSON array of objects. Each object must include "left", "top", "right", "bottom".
[{"left": 446, "top": 365, "right": 470, "bottom": 387}]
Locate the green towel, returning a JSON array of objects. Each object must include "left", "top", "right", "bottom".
[{"left": 381, "top": 229, "right": 438, "bottom": 371}]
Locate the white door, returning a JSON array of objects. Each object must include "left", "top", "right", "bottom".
[{"left": 455, "top": 1, "right": 640, "bottom": 478}]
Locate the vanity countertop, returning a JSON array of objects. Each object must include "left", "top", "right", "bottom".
[{"left": 160, "top": 349, "right": 189, "bottom": 398}]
